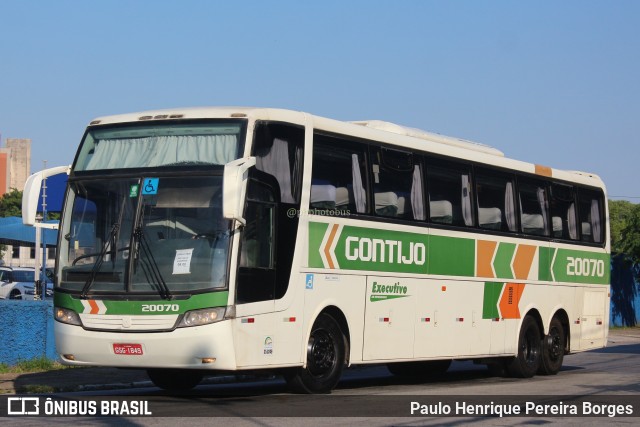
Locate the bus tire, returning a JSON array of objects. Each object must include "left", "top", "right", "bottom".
[
  {"left": 9, "top": 289, "right": 22, "bottom": 300},
  {"left": 538, "top": 317, "right": 565, "bottom": 375},
  {"left": 285, "top": 313, "right": 345, "bottom": 394},
  {"left": 507, "top": 315, "right": 541, "bottom": 378},
  {"left": 387, "top": 360, "right": 451, "bottom": 379},
  {"left": 147, "top": 369, "right": 203, "bottom": 391}
]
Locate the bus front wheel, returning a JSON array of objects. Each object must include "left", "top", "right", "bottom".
[
  {"left": 285, "top": 313, "right": 345, "bottom": 394},
  {"left": 147, "top": 368, "right": 203, "bottom": 391}
]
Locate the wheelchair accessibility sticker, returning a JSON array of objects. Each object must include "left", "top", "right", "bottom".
[{"left": 142, "top": 178, "right": 159, "bottom": 195}]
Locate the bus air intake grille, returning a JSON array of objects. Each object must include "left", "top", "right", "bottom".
[{"left": 79, "top": 314, "right": 179, "bottom": 331}]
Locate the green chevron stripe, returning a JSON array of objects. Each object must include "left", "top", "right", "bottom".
[{"left": 493, "top": 243, "right": 516, "bottom": 279}]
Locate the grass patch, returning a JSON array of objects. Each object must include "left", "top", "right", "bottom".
[
  {"left": 16, "top": 384, "right": 57, "bottom": 394},
  {"left": 0, "top": 357, "right": 67, "bottom": 374}
]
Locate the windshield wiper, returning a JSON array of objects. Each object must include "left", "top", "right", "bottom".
[
  {"left": 134, "top": 227, "right": 173, "bottom": 300},
  {"left": 80, "top": 222, "right": 119, "bottom": 299},
  {"left": 80, "top": 193, "right": 127, "bottom": 299}
]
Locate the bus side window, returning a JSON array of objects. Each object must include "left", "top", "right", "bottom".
[
  {"left": 518, "top": 178, "right": 549, "bottom": 236},
  {"left": 310, "top": 135, "right": 368, "bottom": 215},
  {"left": 253, "top": 122, "right": 304, "bottom": 205},
  {"left": 475, "top": 169, "right": 516, "bottom": 232},
  {"left": 550, "top": 184, "right": 577, "bottom": 240},
  {"left": 426, "top": 160, "right": 473, "bottom": 227},
  {"left": 371, "top": 147, "right": 424, "bottom": 220},
  {"left": 577, "top": 188, "right": 604, "bottom": 244}
]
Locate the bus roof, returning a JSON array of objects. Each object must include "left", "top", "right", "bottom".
[{"left": 87, "top": 107, "right": 605, "bottom": 191}]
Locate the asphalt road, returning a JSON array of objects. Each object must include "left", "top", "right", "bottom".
[{"left": 2, "top": 329, "right": 640, "bottom": 426}]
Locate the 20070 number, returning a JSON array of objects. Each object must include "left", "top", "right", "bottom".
[
  {"left": 566, "top": 257, "right": 605, "bottom": 277},
  {"left": 141, "top": 304, "right": 179, "bottom": 312}
]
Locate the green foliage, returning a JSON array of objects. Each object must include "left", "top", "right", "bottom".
[
  {"left": 609, "top": 200, "right": 640, "bottom": 261},
  {"left": 0, "top": 188, "right": 23, "bottom": 218},
  {"left": 0, "top": 189, "right": 23, "bottom": 258},
  {"left": 0, "top": 357, "right": 66, "bottom": 374}
]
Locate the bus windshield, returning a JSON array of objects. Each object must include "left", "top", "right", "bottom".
[
  {"left": 73, "top": 121, "right": 245, "bottom": 171},
  {"left": 59, "top": 175, "right": 231, "bottom": 295}
]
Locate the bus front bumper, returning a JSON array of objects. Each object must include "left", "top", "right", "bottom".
[{"left": 54, "top": 320, "right": 237, "bottom": 370}]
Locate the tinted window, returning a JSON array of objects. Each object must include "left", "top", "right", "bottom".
[
  {"left": 311, "top": 134, "right": 368, "bottom": 215},
  {"left": 426, "top": 160, "right": 473, "bottom": 227},
  {"left": 371, "top": 147, "right": 424, "bottom": 220},
  {"left": 577, "top": 188, "right": 604, "bottom": 244},
  {"left": 475, "top": 169, "right": 516, "bottom": 232},
  {"left": 518, "top": 178, "right": 549, "bottom": 236},
  {"left": 253, "top": 122, "right": 304, "bottom": 204},
  {"left": 550, "top": 184, "right": 577, "bottom": 240}
]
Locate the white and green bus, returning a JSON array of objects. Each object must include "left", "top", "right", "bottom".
[{"left": 23, "top": 107, "right": 609, "bottom": 393}]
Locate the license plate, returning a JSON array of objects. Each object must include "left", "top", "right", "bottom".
[{"left": 113, "top": 343, "right": 143, "bottom": 355}]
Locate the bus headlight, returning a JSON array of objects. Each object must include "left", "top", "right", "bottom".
[
  {"left": 55, "top": 307, "right": 82, "bottom": 326},
  {"left": 177, "top": 307, "right": 225, "bottom": 328}
]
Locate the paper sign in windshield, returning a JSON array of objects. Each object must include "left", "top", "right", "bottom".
[{"left": 173, "top": 248, "right": 194, "bottom": 275}]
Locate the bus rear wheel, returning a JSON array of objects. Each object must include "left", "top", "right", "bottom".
[
  {"left": 285, "top": 313, "right": 345, "bottom": 394},
  {"left": 538, "top": 317, "right": 565, "bottom": 375},
  {"left": 147, "top": 369, "right": 203, "bottom": 391},
  {"left": 507, "top": 315, "right": 541, "bottom": 378}
]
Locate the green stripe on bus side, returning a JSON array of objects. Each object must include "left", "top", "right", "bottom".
[
  {"left": 538, "top": 247, "right": 555, "bottom": 282},
  {"left": 334, "top": 226, "right": 430, "bottom": 274},
  {"left": 427, "top": 235, "right": 475, "bottom": 277},
  {"left": 482, "top": 282, "right": 503, "bottom": 319},
  {"left": 308, "top": 221, "right": 609, "bottom": 285},
  {"left": 551, "top": 249, "right": 610, "bottom": 285},
  {"left": 54, "top": 291, "right": 230, "bottom": 314},
  {"left": 308, "top": 221, "right": 329, "bottom": 269}
]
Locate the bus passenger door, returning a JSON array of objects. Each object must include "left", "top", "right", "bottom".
[{"left": 234, "top": 175, "right": 278, "bottom": 367}]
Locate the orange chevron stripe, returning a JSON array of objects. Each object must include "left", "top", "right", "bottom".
[
  {"left": 88, "top": 299, "right": 99, "bottom": 315},
  {"left": 477, "top": 240, "right": 497, "bottom": 278},
  {"left": 324, "top": 224, "right": 339, "bottom": 269},
  {"left": 499, "top": 283, "right": 525, "bottom": 319},
  {"left": 512, "top": 244, "right": 536, "bottom": 280}
]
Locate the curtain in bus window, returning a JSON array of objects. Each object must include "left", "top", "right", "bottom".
[
  {"left": 537, "top": 187, "right": 549, "bottom": 233},
  {"left": 591, "top": 199, "right": 602, "bottom": 243},
  {"left": 352, "top": 154, "right": 366, "bottom": 213},
  {"left": 255, "top": 138, "right": 294, "bottom": 203},
  {"left": 505, "top": 181, "right": 516, "bottom": 231},
  {"left": 461, "top": 174, "right": 473, "bottom": 226},
  {"left": 86, "top": 135, "right": 237, "bottom": 170},
  {"left": 568, "top": 204, "right": 578, "bottom": 240},
  {"left": 411, "top": 165, "right": 425, "bottom": 220}
]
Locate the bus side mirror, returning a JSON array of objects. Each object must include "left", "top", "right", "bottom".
[
  {"left": 22, "top": 165, "right": 71, "bottom": 226},
  {"left": 223, "top": 157, "right": 256, "bottom": 226}
]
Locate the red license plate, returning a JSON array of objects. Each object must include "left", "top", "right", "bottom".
[{"left": 113, "top": 343, "right": 143, "bottom": 355}]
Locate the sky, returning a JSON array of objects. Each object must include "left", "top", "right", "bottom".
[{"left": 1, "top": 1, "right": 638, "bottom": 201}]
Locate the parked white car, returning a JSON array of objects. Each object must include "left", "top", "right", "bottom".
[{"left": 0, "top": 266, "right": 53, "bottom": 300}]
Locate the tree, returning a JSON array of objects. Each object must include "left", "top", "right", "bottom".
[
  {"left": 0, "top": 189, "right": 24, "bottom": 260},
  {"left": 0, "top": 188, "right": 23, "bottom": 218},
  {"left": 609, "top": 200, "right": 640, "bottom": 261}
]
